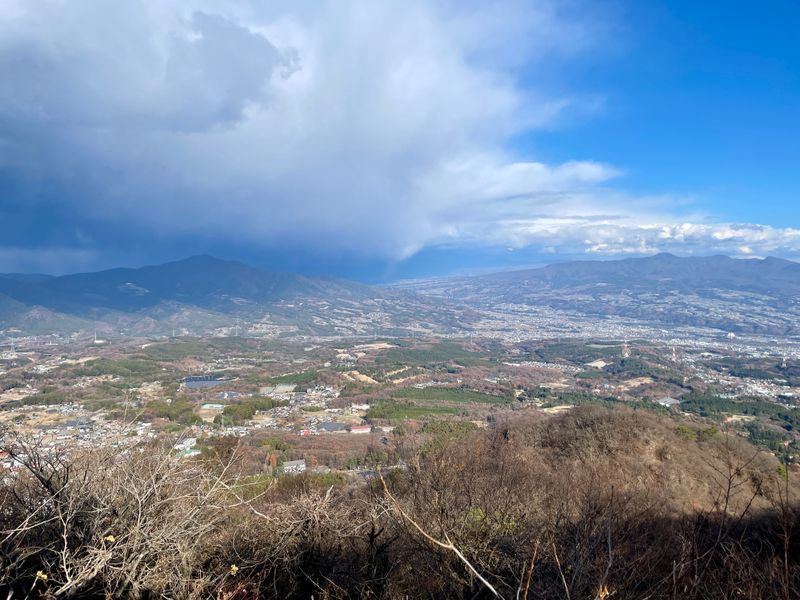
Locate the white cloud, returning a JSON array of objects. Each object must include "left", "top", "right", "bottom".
[
  {"left": 522, "top": 220, "right": 800, "bottom": 258},
  {"left": 0, "top": 0, "right": 797, "bottom": 270},
  {"left": 1, "top": 1, "right": 588, "bottom": 253}
]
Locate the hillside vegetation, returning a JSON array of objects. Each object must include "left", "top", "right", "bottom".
[{"left": 1, "top": 407, "right": 799, "bottom": 599}]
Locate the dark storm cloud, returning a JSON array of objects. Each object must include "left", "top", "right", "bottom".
[{"left": 1, "top": 0, "right": 798, "bottom": 275}]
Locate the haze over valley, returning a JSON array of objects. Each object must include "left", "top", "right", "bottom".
[{"left": 3, "top": 253, "right": 800, "bottom": 340}]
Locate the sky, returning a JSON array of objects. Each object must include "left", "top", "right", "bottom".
[{"left": 0, "top": 0, "right": 798, "bottom": 281}]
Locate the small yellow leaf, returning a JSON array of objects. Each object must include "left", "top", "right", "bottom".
[
  {"left": 229, "top": 564, "right": 239, "bottom": 576},
  {"left": 36, "top": 570, "right": 48, "bottom": 581}
]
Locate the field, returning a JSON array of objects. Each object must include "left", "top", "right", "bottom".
[
  {"left": 391, "top": 386, "right": 509, "bottom": 404},
  {"left": 366, "top": 401, "right": 460, "bottom": 420}
]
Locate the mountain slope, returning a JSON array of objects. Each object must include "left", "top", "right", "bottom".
[
  {"left": 479, "top": 254, "right": 800, "bottom": 296},
  {"left": 407, "top": 254, "right": 800, "bottom": 334},
  {"left": 0, "top": 256, "right": 474, "bottom": 337},
  {"left": 0, "top": 255, "right": 374, "bottom": 313},
  {"left": 5, "top": 253, "right": 799, "bottom": 337}
]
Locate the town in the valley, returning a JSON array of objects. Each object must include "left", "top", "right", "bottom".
[{"left": 3, "top": 317, "right": 800, "bottom": 478}]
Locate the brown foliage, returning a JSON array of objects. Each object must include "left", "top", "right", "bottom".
[{"left": 0, "top": 408, "right": 798, "bottom": 599}]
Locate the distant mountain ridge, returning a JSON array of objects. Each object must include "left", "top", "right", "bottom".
[
  {"left": 406, "top": 253, "right": 800, "bottom": 335},
  {"left": 0, "top": 255, "right": 470, "bottom": 337},
  {"left": 0, "top": 255, "right": 372, "bottom": 313},
  {"left": 3, "top": 253, "right": 800, "bottom": 337},
  {"left": 476, "top": 253, "right": 800, "bottom": 295}
]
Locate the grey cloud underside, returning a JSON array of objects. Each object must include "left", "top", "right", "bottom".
[{"left": 0, "top": 0, "right": 799, "bottom": 272}]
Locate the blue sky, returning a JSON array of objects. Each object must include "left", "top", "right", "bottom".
[
  {"left": 533, "top": 1, "right": 800, "bottom": 226},
  {"left": 0, "top": 0, "right": 798, "bottom": 280}
]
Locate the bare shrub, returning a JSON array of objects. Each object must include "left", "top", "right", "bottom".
[{"left": 0, "top": 408, "right": 797, "bottom": 599}]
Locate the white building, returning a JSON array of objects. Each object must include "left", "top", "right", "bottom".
[{"left": 283, "top": 459, "right": 307, "bottom": 474}]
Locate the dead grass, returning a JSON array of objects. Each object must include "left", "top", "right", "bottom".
[{"left": 0, "top": 408, "right": 798, "bottom": 598}]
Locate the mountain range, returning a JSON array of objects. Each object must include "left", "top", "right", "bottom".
[
  {"left": 1, "top": 253, "right": 799, "bottom": 337},
  {"left": 407, "top": 253, "right": 800, "bottom": 335},
  {"left": 0, "top": 255, "right": 470, "bottom": 337},
  {"left": 0, "top": 255, "right": 372, "bottom": 313}
]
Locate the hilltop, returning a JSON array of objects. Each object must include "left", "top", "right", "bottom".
[{"left": 2, "top": 406, "right": 797, "bottom": 598}]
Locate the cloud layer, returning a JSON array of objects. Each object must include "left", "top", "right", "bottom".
[{"left": 1, "top": 0, "right": 799, "bottom": 273}]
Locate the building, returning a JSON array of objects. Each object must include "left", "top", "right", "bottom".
[
  {"left": 317, "top": 422, "right": 348, "bottom": 433},
  {"left": 259, "top": 384, "right": 297, "bottom": 398},
  {"left": 585, "top": 359, "right": 609, "bottom": 369},
  {"left": 174, "top": 437, "right": 197, "bottom": 452},
  {"left": 657, "top": 397, "right": 681, "bottom": 408},
  {"left": 283, "top": 459, "right": 306, "bottom": 474},
  {"left": 350, "top": 425, "right": 371, "bottom": 435}
]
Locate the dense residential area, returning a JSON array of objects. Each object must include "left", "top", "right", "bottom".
[{"left": 3, "top": 329, "right": 800, "bottom": 473}]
